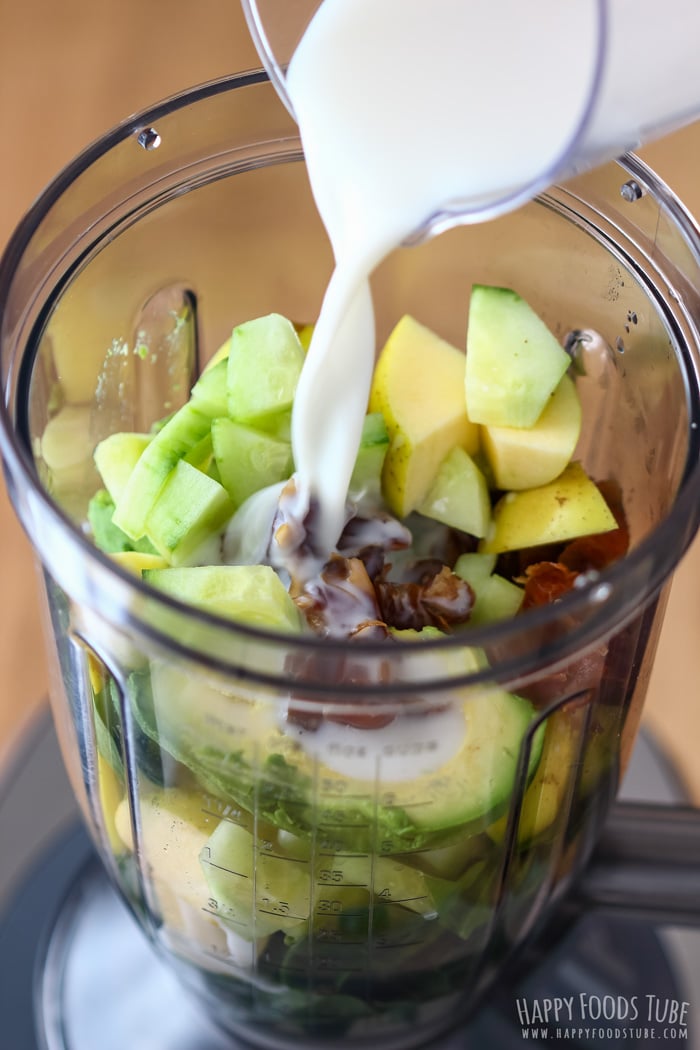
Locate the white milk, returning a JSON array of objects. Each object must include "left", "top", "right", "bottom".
[{"left": 285, "top": 0, "right": 602, "bottom": 565}]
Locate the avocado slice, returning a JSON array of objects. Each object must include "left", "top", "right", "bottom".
[{"left": 140, "top": 661, "right": 543, "bottom": 853}]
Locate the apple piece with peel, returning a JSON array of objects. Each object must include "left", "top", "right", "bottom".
[
  {"left": 482, "top": 373, "right": 582, "bottom": 491},
  {"left": 94, "top": 431, "right": 152, "bottom": 503},
  {"left": 479, "top": 461, "right": 617, "bottom": 554},
  {"left": 369, "top": 315, "right": 479, "bottom": 518},
  {"left": 465, "top": 285, "right": 571, "bottom": 428},
  {"left": 417, "top": 446, "right": 491, "bottom": 538}
]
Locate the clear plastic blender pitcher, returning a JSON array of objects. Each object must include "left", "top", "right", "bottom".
[{"left": 2, "top": 72, "right": 700, "bottom": 1050}]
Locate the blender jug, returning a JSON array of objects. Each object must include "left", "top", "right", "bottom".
[{"left": 1, "top": 72, "right": 700, "bottom": 1050}]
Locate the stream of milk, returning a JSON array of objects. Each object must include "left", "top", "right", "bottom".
[{"left": 285, "top": 0, "right": 602, "bottom": 564}]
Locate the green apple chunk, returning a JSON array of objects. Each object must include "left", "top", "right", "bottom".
[
  {"left": 417, "top": 446, "right": 491, "bottom": 538},
  {"left": 227, "top": 313, "right": 305, "bottom": 423},
  {"left": 369, "top": 315, "right": 479, "bottom": 518},
  {"left": 465, "top": 285, "right": 570, "bottom": 428},
  {"left": 479, "top": 461, "right": 617, "bottom": 554},
  {"left": 144, "top": 459, "right": 234, "bottom": 565},
  {"left": 142, "top": 563, "right": 302, "bottom": 631},
  {"left": 482, "top": 373, "right": 582, "bottom": 490},
  {"left": 211, "top": 417, "right": 293, "bottom": 507}
]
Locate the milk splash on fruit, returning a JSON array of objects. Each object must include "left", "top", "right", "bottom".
[{"left": 281, "top": 0, "right": 602, "bottom": 569}]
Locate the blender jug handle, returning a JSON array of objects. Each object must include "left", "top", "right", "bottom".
[{"left": 575, "top": 802, "right": 700, "bottom": 926}]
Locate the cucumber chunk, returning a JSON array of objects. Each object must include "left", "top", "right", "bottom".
[
  {"left": 144, "top": 460, "right": 234, "bottom": 566},
  {"left": 211, "top": 417, "right": 293, "bottom": 507},
  {"left": 465, "top": 285, "right": 570, "bottom": 428},
  {"left": 142, "top": 564, "right": 302, "bottom": 631},
  {"left": 112, "top": 401, "right": 215, "bottom": 540},
  {"left": 227, "top": 314, "right": 305, "bottom": 423}
]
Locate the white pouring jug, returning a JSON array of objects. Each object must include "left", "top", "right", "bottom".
[{"left": 241, "top": 0, "right": 700, "bottom": 228}]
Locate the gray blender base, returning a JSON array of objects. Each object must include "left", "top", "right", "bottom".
[{"left": 0, "top": 711, "right": 698, "bottom": 1049}]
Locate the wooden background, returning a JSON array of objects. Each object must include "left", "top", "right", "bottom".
[{"left": 1, "top": 0, "right": 700, "bottom": 796}]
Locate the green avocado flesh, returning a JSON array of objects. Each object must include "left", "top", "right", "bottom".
[{"left": 131, "top": 662, "right": 543, "bottom": 852}]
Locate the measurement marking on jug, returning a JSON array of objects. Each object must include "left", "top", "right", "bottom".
[
  {"left": 200, "top": 857, "right": 250, "bottom": 879},
  {"left": 316, "top": 901, "right": 370, "bottom": 917},
  {"left": 389, "top": 895, "right": 428, "bottom": 904},
  {"left": 257, "top": 908, "right": 308, "bottom": 921},
  {"left": 262, "top": 852, "right": 310, "bottom": 863},
  {"left": 317, "top": 867, "right": 367, "bottom": 884},
  {"left": 202, "top": 807, "right": 248, "bottom": 825},
  {"left": 201, "top": 906, "right": 248, "bottom": 928},
  {"left": 317, "top": 880, "right": 368, "bottom": 889}
]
